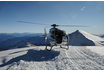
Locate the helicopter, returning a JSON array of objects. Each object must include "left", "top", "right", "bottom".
[
  {"left": 17, "top": 21, "right": 88, "bottom": 51},
  {"left": 44, "top": 24, "right": 69, "bottom": 51}
]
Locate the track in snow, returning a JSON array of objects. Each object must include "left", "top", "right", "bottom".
[{"left": 0, "top": 46, "right": 104, "bottom": 70}]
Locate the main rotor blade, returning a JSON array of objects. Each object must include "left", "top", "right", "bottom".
[
  {"left": 17, "top": 21, "right": 50, "bottom": 25},
  {"left": 58, "top": 24, "right": 89, "bottom": 27},
  {"left": 17, "top": 21, "right": 90, "bottom": 27}
]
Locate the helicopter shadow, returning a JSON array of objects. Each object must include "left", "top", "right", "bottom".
[{"left": 0, "top": 49, "right": 60, "bottom": 67}]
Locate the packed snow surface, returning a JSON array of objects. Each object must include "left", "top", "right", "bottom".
[
  {"left": 87, "top": 46, "right": 104, "bottom": 56},
  {"left": 0, "top": 46, "right": 104, "bottom": 70}
]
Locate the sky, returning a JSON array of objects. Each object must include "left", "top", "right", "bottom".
[{"left": 0, "top": 1, "right": 104, "bottom": 34}]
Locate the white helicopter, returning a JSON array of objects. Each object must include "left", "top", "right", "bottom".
[
  {"left": 18, "top": 21, "right": 87, "bottom": 51},
  {"left": 44, "top": 24, "right": 69, "bottom": 51}
]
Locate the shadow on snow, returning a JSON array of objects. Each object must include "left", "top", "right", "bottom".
[{"left": 0, "top": 49, "right": 60, "bottom": 67}]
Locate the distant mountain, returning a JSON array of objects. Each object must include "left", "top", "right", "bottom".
[
  {"left": 0, "top": 33, "right": 43, "bottom": 37},
  {"left": 0, "top": 36, "right": 49, "bottom": 50},
  {"left": 0, "top": 33, "right": 49, "bottom": 50},
  {"left": 68, "top": 30, "right": 104, "bottom": 46},
  {"left": 99, "top": 35, "right": 104, "bottom": 38},
  {"left": 0, "top": 33, "right": 43, "bottom": 43},
  {"left": 9, "top": 33, "right": 43, "bottom": 37},
  {"left": 0, "top": 34, "right": 15, "bottom": 43}
]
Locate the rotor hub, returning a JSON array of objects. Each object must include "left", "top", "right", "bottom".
[{"left": 51, "top": 24, "right": 58, "bottom": 28}]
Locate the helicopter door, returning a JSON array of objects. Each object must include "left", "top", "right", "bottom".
[
  {"left": 62, "top": 35, "right": 69, "bottom": 45},
  {"left": 55, "top": 29, "right": 66, "bottom": 44}
]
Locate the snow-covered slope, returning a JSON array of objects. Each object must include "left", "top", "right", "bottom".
[
  {"left": 0, "top": 46, "right": 104, "bottom": 70},
  {"left": 68, "top": 30, "right": 104, "bottom": 46}
]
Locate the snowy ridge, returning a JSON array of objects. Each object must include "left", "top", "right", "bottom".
[
  {"left": 68, "top": 30, "right": 104, "bottom": 46},
  {"left": 78, "top": 30, "right": 103, "bottom": 41}
]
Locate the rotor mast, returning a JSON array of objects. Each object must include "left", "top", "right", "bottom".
[{"left": 51, "top": 24, "right": 58, "bottom": 28}]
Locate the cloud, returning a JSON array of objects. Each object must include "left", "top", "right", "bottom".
[{"left": 80, "top": 6, "right": 86, "bottom": 11}]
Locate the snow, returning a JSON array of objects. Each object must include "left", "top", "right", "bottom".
[
  {"left": 78, "top": 30, "right": 103, "bottom": 41},
  {"left": 68, "top": 30, "right": 104, "bottom": 46},
  {"left": 87, "top": 46, "right": 104, "bottom": 56},
  {"left": 0, "top": 46, "right": 104, "bottom": 70},
  {"left": 0, "top": 30, "right": 104, "bottom": 70}
]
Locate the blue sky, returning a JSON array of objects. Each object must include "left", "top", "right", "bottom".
[{"left": 0, "top": 1, "right": 104, "bottom": 34}]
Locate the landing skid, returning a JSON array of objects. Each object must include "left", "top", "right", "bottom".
[
  {"left": 60, "top": 45, "right": 69, "bottom": 50},
  {"left": 45, "top": 46, "right": 53, "bottom": 51},
  {"left": 45, "top": 45, "right": 69, "bottom": 51}
]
